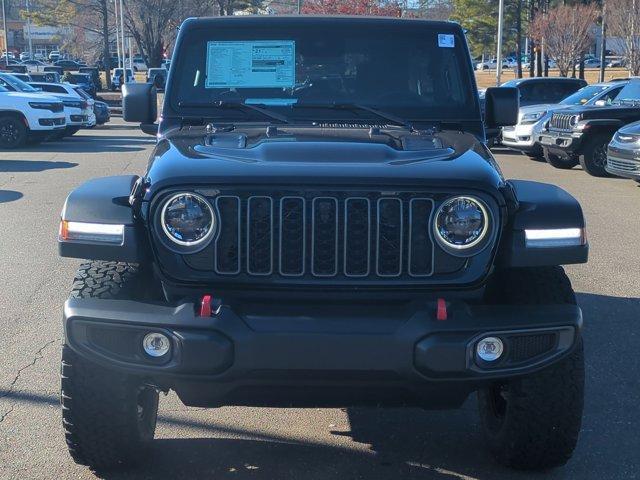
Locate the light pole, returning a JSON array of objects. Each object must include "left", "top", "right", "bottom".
[
  {"left": 113, "top": 0, "right": 122, "bottom": 69},
  {"left": 119, "top": 0, "right": 125, "bottom": 75},
  {"left": 1, "top": 0, "right": 8, "bottom": 58},
  {"left": 26, "top": 0, "right": 33, "bottom": 58},
  {"left": 496, "top": 0, "right": 505, "bottom": 85}
]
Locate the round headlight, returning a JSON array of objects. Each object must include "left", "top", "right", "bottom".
[
  {"left": 434, "top": 196, "right": 490, "bottom": 252},
  {"left": 161, "top": 192, "right": 216, "bottom": 247}
]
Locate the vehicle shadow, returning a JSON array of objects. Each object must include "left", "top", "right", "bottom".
[
  {"left": 0, "top": 190, "right": 23, "bottom": 203},
  {"left": 0, "top": 160, "right": 77, "bottom": 172}
]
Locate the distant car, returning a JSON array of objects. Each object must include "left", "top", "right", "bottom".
[
  {"left": 110, "top": 68, "right": 135, "bottom": 90},
  {"left": 483, "top": 77, "right": 587, "bottom": 146},
  {"left": 476, "top": 58, "right": 508, "bottom": 70},
  {"left": 93, "top": 100, "right": 110, "bottom": 125},
  {"left": 30, "top": 72, "right": 61, "bottom": 83},
  {"left": 500, "top": 77, "right": 587, "bottom": 107},
  {"left": 9, "top": 73, "right": 32, "bottom": 83},
  {"left": 132, "top": 56, "right": 147, "bottom": 72},
  {"left": 146, "top": 68, "right": 167, "bottom": 90},
  {"left": 78, "top": 67, "right": 102, "bottom": 91},
  {"left": 161, "top": 59, "right": 171, "bottom": 69},
  {"left": 0, "top": 84, "right": 65, "bottom": 148},
  {"left": 578, "top": 58, "right": 601, "bottom": 69},
  {"left": 43, "top": 66, "right": 64, "bottom": 75},
  {"left": 21, "top": 59, "right": 48, "bottom": 73},
  {"left": 29, "top": 81, "right": 95, "bottom": 136},
  {"left": 607, "top": 58, "right": 626, "bottom": 68},
  {"left": 49, "top": 51, "right": 61, "bottom": 62},
  {"left": 64, "top": 73, "right": 97, "bottom": 97},
  {"left": 19, "top": 52, "right": 31, "bottom": 61},
  {"left": 1, "top": 51, "right": 15, "bottom": 60},
  {"left": 34, "top": 52, "right": 45, "bottom": 61},
  {"left": 54, "top": 60, "right": 84, "bottom": 71},
  {"left": 502, "top": 81, "right": 627, "bottom": 158},
  {"left": 607, "top": 120, "right": 640, "bottom": 181}
]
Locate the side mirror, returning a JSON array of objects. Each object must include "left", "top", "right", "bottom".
[
  {"left": 484, "top": 87, "right": 519, "bottom": 128},
  {"left": 123, "top": 82, "right": 157, "bottom": 126}
]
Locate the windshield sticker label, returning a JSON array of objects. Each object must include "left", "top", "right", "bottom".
[
  {"left": 438, "top": 34, "right": 455, "bottom": 48},
  {"left": 205, "top": 40, "right": 295, "bottom": 89}
]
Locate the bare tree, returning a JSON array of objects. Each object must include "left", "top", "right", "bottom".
[
  {"left": 608, "top": 0, "right": 640, "bottom": 75},
  {"left": 531, "top": 4, "right": 598, "bottom": 77}
]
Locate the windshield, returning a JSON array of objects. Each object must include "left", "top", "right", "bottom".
[
  {"left": 0, "top": 74, "right": 39, "bottom": 92},
  {"left": 171, "top": 20, "right": 477, "bottom": 123},
  {"left": 613, "top": 81, "right": 640, "bottom": 104},
  {"left": 560, "top": 85, "right": 610, "bottom": 105}
]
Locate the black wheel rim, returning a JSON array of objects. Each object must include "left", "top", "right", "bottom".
[
  {"left": 593, "top": 143, "right": 608, "bottom": 168},
  {"left": 0, "top": 121, "right": 20, "bottom": 146}
]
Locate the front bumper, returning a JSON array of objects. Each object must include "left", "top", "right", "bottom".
[
  {"left": 502, "top": 122, "right": 545, "bottom": 153},
  {"left": 64, "top": 297, "right": 582, "bottom": 408},
  {"left": 539, "top": 130, "right": 584, "bottom": 157},
  {"left": 606, "top": 144, "right": 640, "bottom": 180}
]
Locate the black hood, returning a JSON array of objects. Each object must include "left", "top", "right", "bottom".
[{"left": 142, "top": 126, "right": 505, "bottom": 200}]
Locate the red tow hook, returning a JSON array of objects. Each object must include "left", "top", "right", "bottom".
[
  {"left": 436, "top": 298, "right": 448, "bottom": 321},
  {"left": 200, "top": 294, "right": 213, "bottom": 317}
]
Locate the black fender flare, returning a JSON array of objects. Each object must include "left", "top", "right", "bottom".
[
  {"left": 498, "top": 180, "right": 588, "bottom": 267},
  {"left": 58, "top": 175, "right": 148, "bottom": 262}
]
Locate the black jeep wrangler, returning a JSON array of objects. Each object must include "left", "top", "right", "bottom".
[
  {"left": 539, "top": 78, "right": 640, "bottom": 176},
  {"left": 58, "top": 17, "right": 588, "bottom": 472}
]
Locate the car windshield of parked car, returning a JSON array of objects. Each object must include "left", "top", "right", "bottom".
[
  {"left": 73, "top": 86, "right": 91, "bottom": 99},
  {"left": 171, "top": 22, "right": 478, "bottom": 122},
  {"left": 612, "top": 81, "right": 640, "bottom": 104},
  {"left": 559, "top": 85, "right": 611, "bottom": 106},
  {"left": 0, "top": 85, "right": 8, "bottom": 92},
  {"left": 0, "top": 73, "right": 39, "bottom": 93}
]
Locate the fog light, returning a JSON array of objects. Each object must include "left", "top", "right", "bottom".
[
  {"left": 142, "top": 332, "right": 171, "bottom": 358},
  {"left": 476, "top": 336, "right": 504, "bottom": 362}
]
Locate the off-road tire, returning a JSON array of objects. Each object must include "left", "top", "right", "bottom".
[
  {"left": 0, "top": 115, "right": 27, "bottom": 149},
  {"left": 544, "top": 149, "right": 578, "bottom": 169},
  {"left": 579, "top": 133, "right": 612, "bottom": 177},
  {"left": 479, "top": 267, "right": 584, "bottom": 470},
  {"left": 61, "top": 261, "right": 159, "bottom": 471}
]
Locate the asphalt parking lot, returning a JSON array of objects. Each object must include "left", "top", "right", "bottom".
[{"left": 1, "top": 120, "right": 639, "bottom": 480}]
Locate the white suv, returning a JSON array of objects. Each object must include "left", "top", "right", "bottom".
[
  {"left": 29, "top": 82, "right": 95, "bottom": 136},
  {"left": 0, "top": 84, "right": 66, "bottom": 148},
  {"left": 110, "top": 68, "right": 136, "bottom": 90}
]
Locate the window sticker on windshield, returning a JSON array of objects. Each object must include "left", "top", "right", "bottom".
[
  {"left": 438, "top": 34, "right": 455, "bottom": 48},
  {"left": 205, "top": 40, "right": 295, "bottom": 89}
]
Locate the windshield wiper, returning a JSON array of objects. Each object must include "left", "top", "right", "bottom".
[
  {"left": 177, "top": 100, "right": 290, "bottom": 124},
  {"left": 293, "top": 102, "right": 414, "bottom": 131},
  {"left": 615, "top": 99, "right": 640, "bottom": 106}
]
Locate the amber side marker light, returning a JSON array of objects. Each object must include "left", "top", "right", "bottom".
[{"left": 59, "top": 220, "right": 125, "bottom": 245}]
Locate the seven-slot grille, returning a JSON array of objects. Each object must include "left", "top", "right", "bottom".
[
  {"left": 549, "top": 113, "right": 575, "bottom": 131},
  {"left": 197, "top": 192, "right": 437, "bottom": 280}
]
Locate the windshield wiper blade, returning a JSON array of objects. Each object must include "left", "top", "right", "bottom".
[
  {"left": 294, "top": 102, "right": 414, "bottom": 131},
  {"left": 177, "top": 100, "right": 290, "bottom": 123}
]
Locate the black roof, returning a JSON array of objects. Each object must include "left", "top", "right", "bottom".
[{"left": 502, "top": 77, "right": 587, "bottom": 87}]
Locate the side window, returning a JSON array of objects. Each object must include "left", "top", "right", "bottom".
[{"left": 601, "top": 86, "right": 623, "bottom": 103}]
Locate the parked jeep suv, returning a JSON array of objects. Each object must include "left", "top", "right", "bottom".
[
  {"left": 58, "top": 17, "right": 587, "bottom": 472},
  {"left": 539, "top": 78, "right": 640, "bottom": 176}
]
